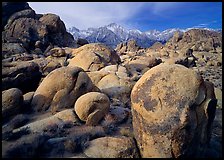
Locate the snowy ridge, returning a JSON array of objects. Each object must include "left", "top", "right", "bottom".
[{"left": 67, "top": 23, "right": 222, "bottom": 48}]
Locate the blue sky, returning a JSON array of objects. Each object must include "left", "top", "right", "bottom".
[{"left": 29, "top": 2, "right": 222, "bottom": 31}]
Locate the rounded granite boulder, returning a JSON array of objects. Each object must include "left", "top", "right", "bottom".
[
  {"left": 2, "top": 88, "right": 24, "bottom": 120},
  {"left": 74, "top": 92, "right": 110, "bottom": 125},
  {"left": 131, "top": 63, "right": 217, "bottom": 158},
  {"left": 31, "top": 66, "right": 95, "bottom": 114}
]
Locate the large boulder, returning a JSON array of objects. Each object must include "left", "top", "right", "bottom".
[
  {"left": 76, "top": 38, "right": 89, "bottom": 47},
  {"left": 2, "top": 42, "right": 28, "bottom": 59},
  {"left": 2, "top": 132, "right": 50, "bottom": 158},
  {"left": 31, "top": 57, "right": 62, "bottom": 76},
  {"left": 3, "top": 17, "right": 49, "bottom": 51},
  {"left": 74, "top": 92, "right": 110, "bottom": 125},
  {"left": 68, "top": 43, "right": 121, "bottom": 71},
  {"left": 131, "top": 63, "right": 217, "bottom": 158},
  {"left": 31, "top": 66, "right": 95, "bottom": 114},
  {"left": 39, "top": 13, "right": 76, "bottom": 47},
  {"left": 87, "top": 67, "right": 133, "bottom": 107},
  {"left": 165, "top": 29, "right": 222, "bottom": 52},
  {"left": 2, "top": 88, "right": 24, "bottom": 120},
  {"left": 2, "top": 2, "right": 31, "bottom": 29},
  {"left": 125, "top": 56, "right": 162, "bottom": 77},
  {"left": 39, "top": 13, "right": 66, "bottom": 34},
  {"left": 115, "top": 39, "right": 141, "bottom": 54},
  {"left": 2, "top": 61, "right": 42, "bottom": 93},
  {"left": 2, "top": 3, "right": 76, "bottom": 54},
  {"left": 13, "top": 109, "right": 80, "bottom": 134},
  {"left": 5, "top": 9, "right": 36, "bottom": 30},
  {"left": 83, "top": 136, "right": 140, "bottom": 158}
]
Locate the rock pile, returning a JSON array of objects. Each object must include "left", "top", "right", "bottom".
[{"left": 2, "top": 2, "right": 221, "bottom": 158}]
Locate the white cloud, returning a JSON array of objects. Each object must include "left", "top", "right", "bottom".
[
  {"left": 29, "top": 2, "right": 146, "bottom": 29},
  {"left": 28, "top": 2, "right": 186, "bottom": 30}
]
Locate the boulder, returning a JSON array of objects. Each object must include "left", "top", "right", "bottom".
[
  {"left": 101, "top": 106, "right": 131, "bottom": 126},
  {"left": 165, "top": 29, "right": 222, "bottom": 52},
  {"left": 3, "top": 4, "right": 76, "bottom": 53},
  {"left": 2, "top": 88, "right": 24, "bottom": 120},
  {"left": 39, "top": 13, "right": 66, "bottom": 34},
  {"left": 115, "top": 39, "right": 141, "bottom": 54},
  {"left": 97, "top": 73, "right": 132, "bottom": 105},
  {"left": 3, "top": 17, "right": 49, "bottom": 51},
  {"left": 31, "top": 57, "right": 62, "bottom": 76},
  {"left": 41, "top": 125, "right": 106, "bottom": 157},
  {"left": 2, "top": 2, "right": 31, "bottom": 29},
  {"left": 76, "top": 38, "right": 89, "bottom": 47},
  {"left": 74, "top": 92, "right": 110, "bottom": 125},
  {"left": 13, "top": 109, "right": 80, "bottom": 135},
  {"left": 39, "top": 13, "right": 76, "bottom": 47},
  {"left": 2, "top": 114, "right": 30, "bottom": 140},
  {"left": 31, "top": 66, "right": 95, "bottom": 113},
  {"left": 2, "top": 42, "right": 28, "bottom": 59},
  {"left": 2, "top": 61, "right": 42, "bottom": 93},
  {"left": 68, "top": 43, "right": 121, "bottom": 71},
  {"left": 5, "top": 9, "right": 36, "bottom": 29},
  {"left": 83, "top": 136, "right": 140, "bottom": 158},
  {"left": 23, "top": 91, "right": 35, "bottom": 111},
  {"left": 131, "top": 63, "right": 217, "bottom": 158},
  {"left": 125, "top": 56, "right": 162, "bottom": 76},
  {"left": 54, "top": 109, "right": 80, "bottom": 124},
  {"left": 2, "top": 132, "right": 50, "bottom": 158},
  {"left": 87, "top": 68, "right": 133, "bottom": 107},
  {"left": 214, "top": 88, "right": 222, "bottom": 108},
  {"left": 45, "top": 47, "right": 66, "bottom": 57}
]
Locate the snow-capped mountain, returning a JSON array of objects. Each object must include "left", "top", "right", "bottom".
[{"left": 67, "top": 23, "right": 221, "bottom": 48}]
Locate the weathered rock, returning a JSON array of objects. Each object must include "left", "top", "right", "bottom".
[
  {"left": 45, "top": 47, "right": 66, "bottom": 57},
  {"left": 2, "top": 114, "right": 30, "bottom": 141},
  {"left": 214, "top": 88, "right": 222, "bottom": 108},
  {"left": 99, "top": 65, "right": 129, "bottom": 79},
  {"left": 74, "top": 92, "right": 110, "bottom": 125},
  {"left": 2, "top": 61, "right": 42, "bottom": 93},
  {"left": 115, "top": 39, "right": 141, "bottom": 54},
  {"left": 41, "top": 125, "right": 106, "bottom": 157},
  {"left": 2, "top": 2, "right": 31, "bottom": 29},
  {"left": 2, "top": 43, "right": 28, "bottom": 59},
  {"left": 54, "top": 109, "right": 81, "bottom": 124},
  {"left": 2, "top": 88, "right": 24, "bottom": 120},
  {"left": 166, "top": 29, "right": 222, "bottom": 52},
  {"left": 39, "top": 13, "right": 76, "bottom": 47},
  {"left": 2, "top": 132, "right": 50, "bottom": 158},
  {"left": 83, "top": 136, "right": 140, "bottom": 158},
  {"left": 125, "top": 56, "right": 162, "bottom": 76},
  {"left": 23, "top": 91, "right": 35, "bottom": 111},
  {"left": 31, "top": 66, "right": 95, "bottom": 113},
  {"left": 3, "top": 17, "right": 49, "bottom": 51},
  {"left": 76, "top": 38, "right": 89, "bottom": 47},
  {"left": 68, "top": 43, "right": 121, "bottom": 71},
  {"left": 5, "top": 9, "right": 36, "bottom": 29},
  {"left": 148, "top": 42, "right": 164, "bottom": 52},
  {"left": 97, "top": 73, "right": 133, "bottom": 105},
  {"left": 12, "top": 109, "right": 81, "bottom": 136},
  {"left": 101, "top": 106, "right": 131, "bottom": 126},
  {"left": 31, "top": 57, "right": 62, "bottom": 76},
  {"left": 131, "top": 63, "right": 217, "bottom": 158},
  {"left": 39, "top": 13, "right": 66, "bottom": 34},
  {"left": 87, "top": 68, "right": 133, "bottom": 107}
]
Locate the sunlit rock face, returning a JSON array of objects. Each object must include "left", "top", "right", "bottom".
[{"left": 131, "top": 63, "right": 217, "bottom": 158}]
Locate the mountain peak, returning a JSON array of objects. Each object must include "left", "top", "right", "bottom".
[
  {"left": 107, "top": 22, "right": 118, "bottom": 27},
  {"left": 68, "top": 23, "right": 221, "bottom": 48}
]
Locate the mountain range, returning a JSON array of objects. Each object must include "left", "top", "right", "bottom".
[{"left": 67, "top": 23, "right": 222, "bottom": 48}]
